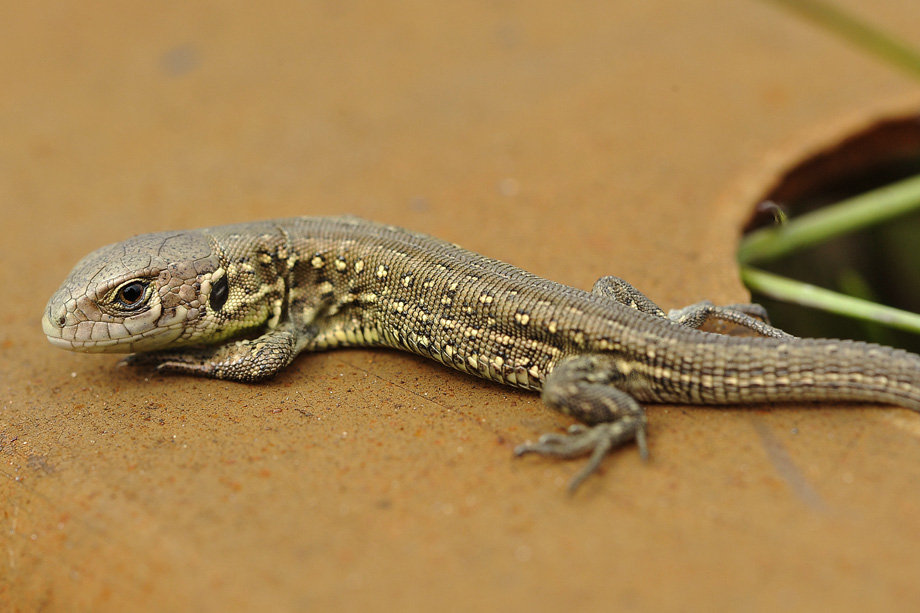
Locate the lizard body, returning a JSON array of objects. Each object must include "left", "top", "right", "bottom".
[{"left": 43, "top": 216, "right": 920, "bottom": 489}]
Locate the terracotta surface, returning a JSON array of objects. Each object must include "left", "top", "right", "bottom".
[{"left": 3, "top": 2, "right": 920, "bottom": 611}]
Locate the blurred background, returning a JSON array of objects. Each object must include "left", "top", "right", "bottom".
[{"left": 3, "top": 1, "right": 920, "bottom": 611}]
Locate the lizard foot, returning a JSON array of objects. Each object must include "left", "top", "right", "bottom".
[
  {"left": 514, "top": 416, "right": 648, "bottom": 493},
  {"left": 115, "top": 326, "right": 300, "bottom": 381}
]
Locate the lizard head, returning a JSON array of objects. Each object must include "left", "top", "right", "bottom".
[{"left": 43, "top": 230, "right": 228, "bottom": 353}]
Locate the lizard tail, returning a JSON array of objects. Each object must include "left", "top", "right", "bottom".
[{"left": 647, "top": 336, "right": 920, "bottom": 412}]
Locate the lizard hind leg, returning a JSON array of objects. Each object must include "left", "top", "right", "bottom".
[
  {"left": 591, "top": 275, "right": 668, "bottom": 319},
  {"left": 592, "top": 275, "right": 792, "bottom": 339},
  {"left": 514, "top": 354, "right": 649, "bottom": 493},
  {"left": 667, "top": 301, "right": 793, "bottom": 339}
]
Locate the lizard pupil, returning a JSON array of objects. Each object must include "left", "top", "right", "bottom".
[
  {"left": 117, "top": 282, "right": 146, "bottom": 308},
  {"left": 209, "top": 275, "right": 229, "bottom": 312}
]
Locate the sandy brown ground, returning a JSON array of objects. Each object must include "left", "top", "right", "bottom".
[{"left": 3, "top": 2, "right": 920, "bottom": 611}]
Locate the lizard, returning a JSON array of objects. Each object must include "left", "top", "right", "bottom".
[{"left": 42, "top": 216, "right": 920, "bottom": 491}]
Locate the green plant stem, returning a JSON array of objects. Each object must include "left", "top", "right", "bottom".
[
  {"left": 762, "top": 0, "right": 920, "bottom": 80},
  {"left": 741, "top": 267, "right": 920, "bottom": 334},
  {"left": 738, "top": 173, "right": 920, "bottom": 264}
]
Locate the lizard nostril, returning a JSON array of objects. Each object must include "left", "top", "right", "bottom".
[{"left": 58, "top": 315, "right": 66, "bottom": 326}]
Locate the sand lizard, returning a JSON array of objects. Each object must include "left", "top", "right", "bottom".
[{"left": 43, "top": 216, "right": 920, "bottom": 490}]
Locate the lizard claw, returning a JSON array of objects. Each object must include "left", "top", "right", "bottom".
[
  {"left": 117, "top": 354, "right": 144, "bottom": 368},
  {"left": 117, "top": 352, "right": 180, "bottom": 371},
  {"left": 514, "top": 416, "right": 648, "bottom": 493}
]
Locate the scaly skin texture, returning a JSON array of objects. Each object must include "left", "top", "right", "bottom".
[{"left": 43, "top": 216, "right": 920, "bottom": 490}]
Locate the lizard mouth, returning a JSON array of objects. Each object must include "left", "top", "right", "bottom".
[
  {"left": 42, "top": 313, "right": 124, "bottom": 352},
  {"left": 41, "top": 305, "right": 185, "bottom": 353}
]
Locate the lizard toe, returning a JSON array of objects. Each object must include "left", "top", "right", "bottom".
[{"left": 515, "top": 416, "right": 648, "bottom": 492}]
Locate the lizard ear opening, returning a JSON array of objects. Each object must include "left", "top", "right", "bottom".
[{"left": 209, "top": 275, "right": 229, "bottom": 312}]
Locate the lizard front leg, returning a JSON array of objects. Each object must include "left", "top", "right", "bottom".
[
  {"left": 592, "top": 276, "right": 792, "bottom": 339},
  {"left": 515, "top": 354, "right": 649, "bottom": 492},
  {"left": 122, "top": 322, "right": 307, "bottom": 382}
]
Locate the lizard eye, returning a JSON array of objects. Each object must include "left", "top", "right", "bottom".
[
  {"left": 209, "top": 275, "right": 229, "bottom": 312},
  {"left": 115, "top": 281, "right": 148, "bottom": 309}
]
